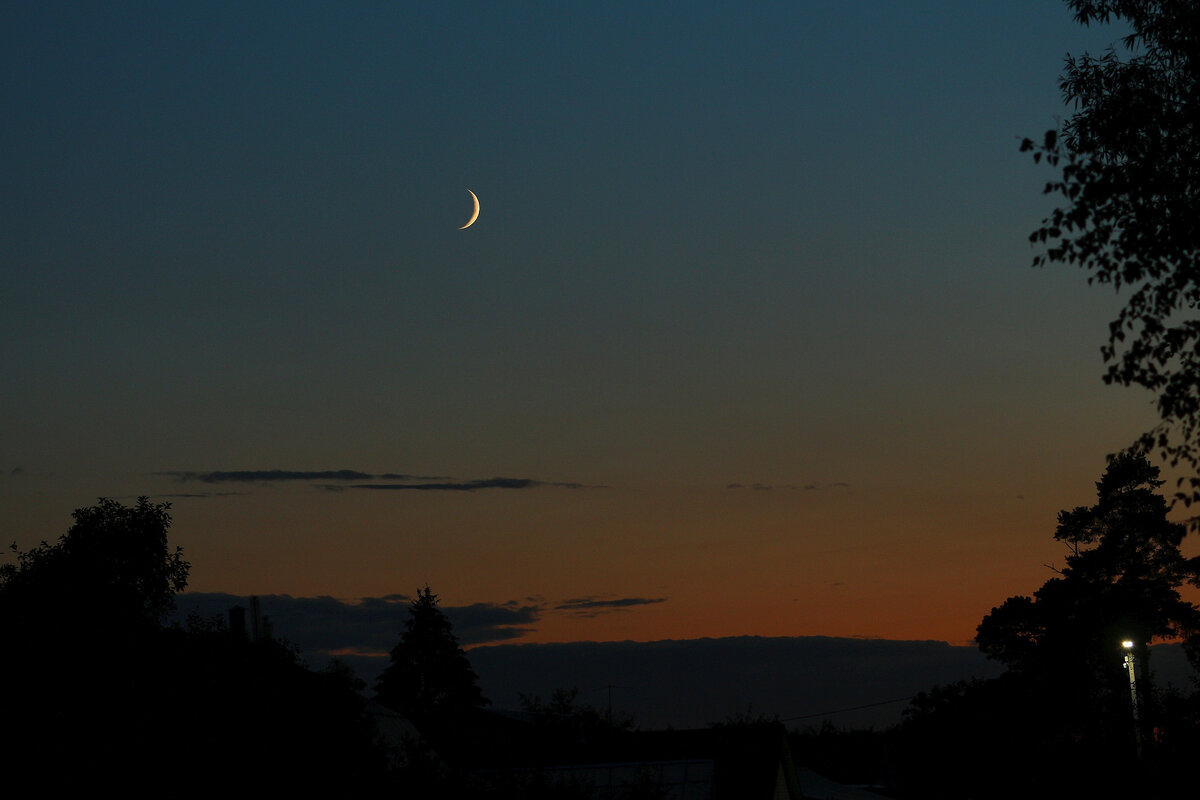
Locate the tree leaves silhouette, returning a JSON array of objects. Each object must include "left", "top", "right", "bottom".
[
  {"left": 0, "top": 498, "right": 396, "bottom": 792},
  {"left": 1023, "top": 1, "right": 1200, "bottom": 494},
  {"left": 0, "top": 496, "right": 188, "bottom": 647}
]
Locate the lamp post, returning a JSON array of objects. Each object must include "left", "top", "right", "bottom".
[{"left": 1121, "top": 640, "right": 1143, "bottom": 760}]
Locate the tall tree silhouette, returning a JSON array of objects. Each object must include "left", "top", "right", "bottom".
[
  {"left": 976, "top": 454, "right": 1200, "bottom": 753},
  {"left": 897, "top": 456, "right": 1200, "bottom": 798},
  {"left": 375, "top": 586, "right": 489, "bottom": 725},
  {"left": 979, "top": 455, "right": 1200, "bottom": 669},
  {"left": 1023, "top": 1, "right": 1200, "bottom": 488}
]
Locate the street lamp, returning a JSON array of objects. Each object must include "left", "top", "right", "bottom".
[{"left": 1121, "top": 640, "right": 1142, "bottom": 759}]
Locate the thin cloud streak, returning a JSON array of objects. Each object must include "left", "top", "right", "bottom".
[
  {"left": 555, "top": 596, "right": 669, "bottom": 617},
  {"left": 343, "top": 478, "right": 591, "bottom": 492},
  {"left": 158, "top": 470, "right": 597, "bottom": 492},
  {"left": 159, "top": 470, "right": 443, "bottom": 483},
  {"left": 726, "top": 482, "right": 851, "bottom": 491}
]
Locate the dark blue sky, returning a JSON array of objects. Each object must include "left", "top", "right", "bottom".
[{"left": 1, "top": 2, "right": 1160, "bottom": 645}]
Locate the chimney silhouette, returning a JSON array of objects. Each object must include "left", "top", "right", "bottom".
[
  {"left": 250, "top": 596, "right": 261, "bottom": 642},
  {"left": 229, "top": 605, "right": 248, "bottom": 640}
]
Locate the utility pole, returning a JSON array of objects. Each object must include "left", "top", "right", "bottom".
[{"left": 604, "top": 684, "right": 631, "bottom": 725}]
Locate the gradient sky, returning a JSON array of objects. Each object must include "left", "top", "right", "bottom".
[{"left": 2, "top": 2, "right": 1184, "bottom": 649}]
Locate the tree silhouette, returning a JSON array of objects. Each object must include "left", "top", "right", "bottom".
[
  {"left": 1, "top": 498, "right": 190, "bottom": 787},
  {"left": 157, "top": 614, "right": 394, "bottom": 794},
  {"left": 972, "top": 453, "right": 1200, "bottom": 792},
  {"left": 1023, "top": 1, "right": 1200, "bottom": 488},
  {"left": 520, "top": 686, "right": 637, "bottom": 746},
  {"left": 1, "top": 499, "right": 396, "bottom": 792},
  {"left": 1, "top": 496, "right": 189, "bottom": 640},
  {"left": 977, "top": 454, "right": 1200, "bottom": 680},
  {"left": 892, "top": 456, "right": 1200, "bottom": 797},
  {"left": 375, "top": 585, "right": 489, "bottom": 726}
]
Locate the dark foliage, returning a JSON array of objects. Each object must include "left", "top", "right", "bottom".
[
  {"left": 1, "top": 498, "right": 194, "bottom": 789},
  {"left": 789, "top": 722, "right": 892, "bottom": 791},
  {"left": 892, "top": 456, "right": 1200, "bottom": 798},
  {"left": 146, "top": 617, "right": 395, "bottom": 794},
  {"left": 0, "top": 498, "right": 396, "bottom": 793},
  {"left": 1023, "top": 1, "right": 1200, "bottom": 492},
  {"left": 894, "top": 675, "right": 1131, "bottom": 799},
  {"left": 1, "top": 496, "right": 188, "bottom": 639},
  {"left": 521, "top": 686, "right": 637, "bottom": 737},
  {"left": 977, "top": 454, "right": 1200, "bottom": 685}
]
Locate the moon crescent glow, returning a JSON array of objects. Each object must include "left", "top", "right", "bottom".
[{"left": 459, "top": 189, "right": 480, "bottom": 229}]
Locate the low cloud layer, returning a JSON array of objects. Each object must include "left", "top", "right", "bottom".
[
  {"left": 470, "top": 636, "right": 1006, "bottom": 729},
  {"left": 173, "top": 592, "right": 539, "bottom": 654},
  {"left": 171, "top": 591, "right": 666, "bottom": 681}
]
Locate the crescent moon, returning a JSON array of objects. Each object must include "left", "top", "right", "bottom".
[{"left": 459, "top": 189, "right": 480, "bottom": 230}]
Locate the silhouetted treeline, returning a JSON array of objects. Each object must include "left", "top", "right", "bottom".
[
  {"left": 866, "top": 457, "right": 1200, "bottom": 799},
  {"left": 9, "top": 470, "right": 1200, "bottom": 799},
  {"left": 0, "top": 498, "right": 397, "bottom": 793}
]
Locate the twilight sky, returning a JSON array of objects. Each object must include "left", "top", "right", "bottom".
[{"left": 2, "top": 2, "right": 1180, "bottom": 650}]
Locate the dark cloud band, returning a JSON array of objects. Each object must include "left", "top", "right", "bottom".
[
  {"left": 159, "top": 470, "right": 592, "bottom": 491},
  {"left": 161, "top": 470, "right": 379, "bottom": 483}
]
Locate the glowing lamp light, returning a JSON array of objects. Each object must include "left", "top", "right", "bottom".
[{"left": 1121, "top": 638, "right": 1143, "bottom": 759}]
